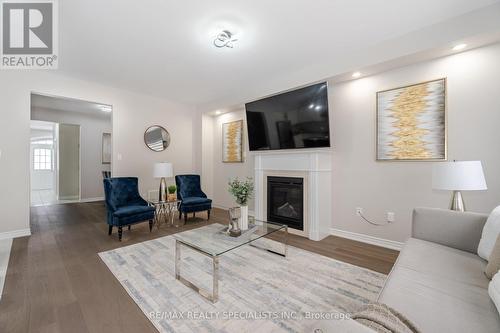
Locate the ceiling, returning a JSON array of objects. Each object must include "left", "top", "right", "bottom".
[{"left": 58, "top": 0, "right": 500, "bottom": 109}]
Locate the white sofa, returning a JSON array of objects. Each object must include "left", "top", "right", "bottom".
[{"left": 307, "top": 207, "right": 500, "bottom": 332}]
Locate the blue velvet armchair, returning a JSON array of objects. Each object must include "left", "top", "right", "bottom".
[
  {"left": 175, "top": 174, "right": 212, "bottom": 223},
  {"left": 103, "top": 177, "right": 155, "bottom": 241}
]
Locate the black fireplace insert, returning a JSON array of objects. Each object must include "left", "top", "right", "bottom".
[{"left": 267, "top": 176, "right": 304, "bottom": 230}]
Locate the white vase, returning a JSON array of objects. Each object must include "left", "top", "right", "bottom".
[{"left": 239, "top": 205, "right": 249, "bottom": 230}]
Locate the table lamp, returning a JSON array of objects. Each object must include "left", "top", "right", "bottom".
[
  {"left": 432, "top": 160, "right": 487, "bottom": 212},
  {"left": 154, "top": 162, "right": 173, "bottom": 202}
]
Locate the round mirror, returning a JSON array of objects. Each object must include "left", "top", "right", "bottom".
[{"left": 144, "top": 125, "right": 170, "bottom": 152}]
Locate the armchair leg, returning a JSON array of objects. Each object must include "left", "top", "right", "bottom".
[
  {"left": 149, "top": 220, "right": 153, "bottom": 232},
  {"left": 128, "top": 225, "right": 131, "bottom": 231},
  {"left": 108, "top": 225, "right": 113, "bottom": 235},
  {"left": 118, "top": 226, "right": 123, "bottom": 241},
  {"left": 179, "top": 211, "right": 182, "bottom": 219},
  {"left": 184, "top": 213, "right": 188, "bottom": 224},
  {"left": 193, "top": 212, "right": 195, "bottom": 218},
  {"left": 207, "top": 209, "right": 211, "bottom": 220}
]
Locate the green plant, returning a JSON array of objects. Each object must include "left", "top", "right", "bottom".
[
  {"left": 167, "top": 185, "right": 177, "bottom": 194},
  {"left": 228, "top": 177, "right": 254, "bottom": 206}
]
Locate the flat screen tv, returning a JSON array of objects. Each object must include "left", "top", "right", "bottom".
[{"left": 245, "top": 82, "right": 330, "bottom": 151}]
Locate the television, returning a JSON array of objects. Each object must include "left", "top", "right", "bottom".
[{"left": 245, "top": 82, "right": 330, "bottom": 151}]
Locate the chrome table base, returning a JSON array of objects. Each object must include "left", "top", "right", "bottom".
[{"left": 174, "top": 226, "right": 288, "bottom": 303}]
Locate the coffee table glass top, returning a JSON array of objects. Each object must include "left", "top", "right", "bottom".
[{"left": 173, "top": 221, "right": 286, "bottom": 256}]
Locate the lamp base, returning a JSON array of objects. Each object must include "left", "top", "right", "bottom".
[
  {"left": 159, "top": 177, "right": 167, "bottom": 202},
  {"left": 450, "top": 190, "right": 465, "bottom": 212}
]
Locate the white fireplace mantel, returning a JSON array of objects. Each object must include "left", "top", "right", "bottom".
[{"left": 254, "top": 150, "right": 332, "bottom": 241}]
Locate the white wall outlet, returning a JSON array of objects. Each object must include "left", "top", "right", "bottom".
[
  {"left": 356, "top": 207, "right": 363, "bottom": 216},
  {"left": 387, "top": 212, "right": 395, "bottom": 223}
]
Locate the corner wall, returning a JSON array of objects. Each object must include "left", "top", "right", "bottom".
[
  {"left": 201, "top": 42, "right": 500, "bottom": 244},
  {"left": 0, "top": 71, "right": 197, "bottom": 237},
  {"left": 330, "top": 42, "right": 500, "bottom": 243},
  {"left": 205, "top": 110, "right": 255, "bottom": 211}
]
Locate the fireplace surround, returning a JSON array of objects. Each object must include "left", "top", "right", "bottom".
[{"left": 254, "top": 150, "right": 332, "bottom": 241}]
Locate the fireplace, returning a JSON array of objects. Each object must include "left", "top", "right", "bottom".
[{"left": 267, "top": 176, "right": 304, "bottom": 231}]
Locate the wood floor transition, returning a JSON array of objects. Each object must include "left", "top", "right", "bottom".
[{"left": 0, "top": 202, "right": 399, "bottom": 333}]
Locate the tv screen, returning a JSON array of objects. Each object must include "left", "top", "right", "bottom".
[{"left": 245, "top": 82, "right": 330, "bottom": 151}]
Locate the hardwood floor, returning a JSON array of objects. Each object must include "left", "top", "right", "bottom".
[{"left": 0, "top": 202, "right": 399, "bottom": 333}]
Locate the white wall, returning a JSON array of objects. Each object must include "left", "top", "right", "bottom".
[
  {"left": 330, "top": 43, "right": 500, "bottom": 243},
  {"left": 31, "top": 107, "right": 112, "bottom": 199},
  {"left": 0, "top": 71, "right": 197, "bottom": 236},
  {"left": 202, "top": 42, "right": 500, "bottom": 243},
  {"left": 208, "top": 110, "right": 255, "bottom": 211}
]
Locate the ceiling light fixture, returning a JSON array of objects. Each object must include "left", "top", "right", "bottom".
[
  {"left": 215, "top": 110, "right": 222, "bottom": 115},
  {"left": 213, "top": 30, "right": 238, "bottom": 48},
  {"left": 352, "top": 72, "right": 362, "bottom": 78},
  {"left": 452, "top": 43, "right": 467, "bottom": 51}
]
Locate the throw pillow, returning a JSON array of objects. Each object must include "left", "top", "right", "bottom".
[
  {"left": 478, "top": 206, "right": 500, "bottom": 260},
  {"left": 485, "top": 235, "right": 500, "bottom": 279},
  {"left": 352, "top": 302, "right": 421, "bottom": 333},
  {"left": 489, "top": 271, "right": 500, "bottom": 315}
]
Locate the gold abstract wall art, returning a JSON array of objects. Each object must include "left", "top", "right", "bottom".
[
  {"left": 222, "top": 120, "right": 243, "bottom": 163},
  {"left": 377, "top": 78, "right": 446, "bottom": 161}
]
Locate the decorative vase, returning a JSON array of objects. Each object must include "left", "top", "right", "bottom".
[{"left": 239, "top": 205, "right": 249, "bottom": 230}]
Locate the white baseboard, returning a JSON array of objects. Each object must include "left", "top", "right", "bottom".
[
  {"left": 0, "top": 228, "right": 31, "bottom": 240},
  {"left": 80, "top": 197, "right": 104, "bottom": 203},
  {"left": 330, "top": 228, "right": 403, "bottom": 251},
  {"left": 58, "top": 195, "right": 80, "bottom": 201}
]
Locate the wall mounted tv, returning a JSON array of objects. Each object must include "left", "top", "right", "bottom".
[{"left": 245, "top": 82, "right": 330, "bottom": 151}]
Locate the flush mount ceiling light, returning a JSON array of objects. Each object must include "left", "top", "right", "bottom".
[
  {"left": 213, "top": 30, "right": 238, "bottom": 48},
  {"left": 452, "top": 43, "right": 467, "bottom": 51},
  {"left": 352, "top": 72, "right": 362, "bottom": 78}
]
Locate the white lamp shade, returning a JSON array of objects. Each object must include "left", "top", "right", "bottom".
[
  {"left": 432, "top": 161, "right": 487, "bottom": 191},
  {"left": 154, "top": 162, "right": 173, "bottom": 178}
]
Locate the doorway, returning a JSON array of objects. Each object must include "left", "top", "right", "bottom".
[{"left": 30, "top": 93, "right": 112, "bottom": 206}]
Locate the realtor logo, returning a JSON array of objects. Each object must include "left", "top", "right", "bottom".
[{"left": 1, "top": 0, "right": 58, "bottom": 69}]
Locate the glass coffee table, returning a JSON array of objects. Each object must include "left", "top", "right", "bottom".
[{"left": 173, "top": 221, "right": 288, "bottom": 303}]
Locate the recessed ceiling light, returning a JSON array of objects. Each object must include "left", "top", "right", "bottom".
[
  {"left": 452, "top": 43, "right": 467, "bottom": 51},
  {"left": 352, "top": 72, "right": 362, "bottom": 78}
]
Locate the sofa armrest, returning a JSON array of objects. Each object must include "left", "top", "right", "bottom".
[{"left": 412, "top": 207, "right": 488, "bottom": 253}]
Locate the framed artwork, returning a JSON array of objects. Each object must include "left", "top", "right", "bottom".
[
  {"left": 222, "top": 120, "right": 243, "bottom": 163},
  {"left": 102, "top": 133, "right": 112, "bottom": 164},
  {"left": 376, "top": 78, "right": 447, "bottom": 161}
]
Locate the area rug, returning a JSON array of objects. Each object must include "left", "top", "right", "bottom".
[{"left": 99, "top": 231, "right": 386, "bottom": 333}]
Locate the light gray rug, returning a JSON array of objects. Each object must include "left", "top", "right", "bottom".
[{"left": 99, "top": 233, "right": 386, "bottom": 333}]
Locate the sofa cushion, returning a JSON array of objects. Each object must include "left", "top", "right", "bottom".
[
  {"left": 485, "top": 235, "right": 500, "bottom": 279},
  {"left": 379, "top": 238, "right": 500, "bottom": 333},
  {"left": 182, "top": 197, "right": 212, "bottom": 205},
  {"left": 489, "top": 272, "right": 500, "bottom": 315},
  {"left": 479, "top": 205, "right": 500, "bottom": 260},
  {"left": 113, "top": 205, "right": 155, "bottom": 218}
]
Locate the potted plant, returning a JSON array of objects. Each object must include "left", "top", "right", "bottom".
[
  {"left": 228, "top": 177, "right": 254, "bottom": 230},
  {"left": 167, "top": 185, "right": 177, "bottom": 202}
]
